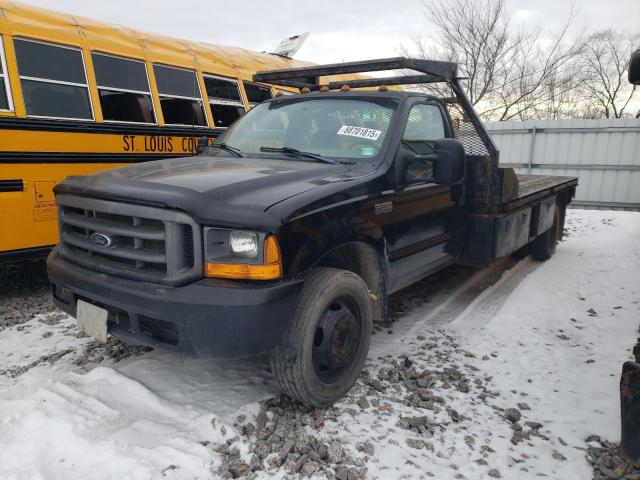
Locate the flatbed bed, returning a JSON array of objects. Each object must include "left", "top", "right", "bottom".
[
  {"left": 489, "top": 174, "right": 579, "bottom": 214},
  {"left": 517, "top": 175, "right": 578, "bottom": 201}
]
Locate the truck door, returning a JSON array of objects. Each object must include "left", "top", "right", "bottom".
[{"left": 385, "top": 102, "right": 465, "bottom": 292}]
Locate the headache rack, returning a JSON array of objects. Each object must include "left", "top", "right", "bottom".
[{"left": 254, "top": 57, "right": 519, "bottom": 206}]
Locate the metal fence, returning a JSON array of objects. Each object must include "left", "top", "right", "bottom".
[{"left": 486, "top": 118, "right": 640, "bottom": 210}]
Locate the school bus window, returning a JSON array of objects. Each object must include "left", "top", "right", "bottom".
[
  {"left": 243, "top": 81, "right": 273, "bottom": 107},
  {"left": 0, "top": 36, "right": 13, "bottom": 111},
  {"left": 210, "top": 104, "right": 246, "bottom": 128},
  {"left": 92, "top": 52, "right": 155, "bottom": 124},
  {"left": 13, "top": 38, "right": 92, "bottom": 120},
  {"left": 203, "top": 74, "right": 245, "bottom": 127},
  {"left": 153, "top": 64, "right": 207, "bottom": 126}
]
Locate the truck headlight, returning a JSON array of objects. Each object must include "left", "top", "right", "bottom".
[
  {"left": 229, "top": 231, "right": 258, "bottom": 258},
  {"left": 203, "top": 228, "right": 282, "bottom": 280}
]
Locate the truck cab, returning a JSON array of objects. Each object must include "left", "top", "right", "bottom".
[{"left": 47, "top": 58, "right": 577, "bottom": 406}]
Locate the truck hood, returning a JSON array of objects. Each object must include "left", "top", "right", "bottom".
[{"left": 56, "top": 155, "right": 359, "bottom": 230}]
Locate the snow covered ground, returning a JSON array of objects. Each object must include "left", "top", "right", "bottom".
[{"left": 0, "top": 209, "right": 638, "bottom": 480}]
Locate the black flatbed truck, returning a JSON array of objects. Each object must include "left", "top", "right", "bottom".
[{"left": 47, "top": 57, "right": 577, "bottom": 406}]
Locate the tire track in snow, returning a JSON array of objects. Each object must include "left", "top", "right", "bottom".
[
  {"left": 391, "top": 257, "right": 536, "bottom": 327},
  {"left": 372, "top": 256, "right": 538, "bottom": 355},
  {"left": 449, "top": 257, "right": 540, "bottom": 329}
]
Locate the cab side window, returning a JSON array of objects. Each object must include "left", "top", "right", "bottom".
[
  {"left": 203, "top": 74, "right": 246, "bottom": 127},
  {"left": 402, "top": 104, "right": 446, "bottom": 179},
  {"left": 153, "top": 64, "right": 207, "bottom": 126},
  {"left": 92, "top": 53, "right": 155, "bottom": 124},
  {"left": 242, "top": 81, "right": 272, "bottom": 107},
  {"left": 402, "top": 104, "right": 446, "bottom": 154},
  {"left": 14, "top": 38, "right": 93, "bottom": 120},
  {"left": 0, "top": 36, "right": 13, "bottom": 111}
]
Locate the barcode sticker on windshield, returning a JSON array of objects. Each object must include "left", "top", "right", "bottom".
[{"left": 337, "top": 125, "right": 382, "bottom": 141}]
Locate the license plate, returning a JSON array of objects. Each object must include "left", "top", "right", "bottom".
[{"left": 76, "top": 300, "right": 108, "bottom": 342}]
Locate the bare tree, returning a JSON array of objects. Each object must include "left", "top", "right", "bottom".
[
  {"left": 577, "top": 30, "right": 639, "bottom": 118},
  {"left": 530, "top": 64, "right": 584, "bottom": 120},
  {"left": 402, "top": 0, "right": 520, "bottom": 109},
  {"left": 484, "top": 16, "right": 583, "bottom": 121},
  {"left": 400, "top": 0, "right": 584, "bottom": 121}
]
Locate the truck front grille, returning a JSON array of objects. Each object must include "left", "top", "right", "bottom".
[{"left": 57, "top": 194, "right": 202, "bottom": 285}]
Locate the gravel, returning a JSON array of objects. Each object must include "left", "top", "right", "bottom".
[
  {"left": 72, "top": 336, "right": 152, "bottom": 366},
  {"left": 586, "top": 436, "right": 640, "bottom": 480},
  {"left": 215, "top": 394, "right": 367, "bottom": 479},
  {"left": 503, "top": 407, "right": 522, "bottom": 424},
  {"left": 210, "top": 329, "right": 533, "bottom": 478},
  {"left": 0, "top": 261, "right": 55, "bottom": 331},
  {"left": 0, "top": 260, "right": 150, "bottom": 376}
]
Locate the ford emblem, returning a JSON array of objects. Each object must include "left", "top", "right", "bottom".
[{"left": 90, "top": 232, "right": 113, "bottom": 248}]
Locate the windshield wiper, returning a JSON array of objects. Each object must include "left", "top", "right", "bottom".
[
  {"left": 259, "top": 146, "right": 341, "bottom": 166},
  {"left": 208, "top": 143, "right": 245, "bottom": 157}
]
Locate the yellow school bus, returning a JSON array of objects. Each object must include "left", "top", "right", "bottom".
[{"left": 0, "top": 1, "right": 358, "bottom": 262}]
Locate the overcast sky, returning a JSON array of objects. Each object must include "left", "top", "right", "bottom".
[{"left": 19, "top": 0, "right": 640, "bottom": 64}]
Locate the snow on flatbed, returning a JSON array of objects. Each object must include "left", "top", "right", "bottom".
[{"left": 0, "top": 209, "right": 638, "bottom": 480}]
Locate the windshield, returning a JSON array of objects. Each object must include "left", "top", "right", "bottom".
[{"left": 210, "top": 98, "right": 396, "bottom": 163}]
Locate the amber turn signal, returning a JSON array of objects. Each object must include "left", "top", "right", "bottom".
[{"left": 204, "top": 235, "right": 283, "bottom": 280}]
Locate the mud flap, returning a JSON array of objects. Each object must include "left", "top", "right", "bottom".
[{"left": 621, "top": 358, "right": 640, "bottom": 466}]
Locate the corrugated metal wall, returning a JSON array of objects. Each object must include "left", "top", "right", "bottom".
[{"left": 486, "top": 118, "right": 640, "bottom": 210}]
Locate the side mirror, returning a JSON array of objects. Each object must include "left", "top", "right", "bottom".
[
  {"left": 403, "top": 153, "right": 435, "bottom": 185},
  {"left": 399, "top": 138, "right": 466, "bottom": 187},
  {"left": 432, "top": 138, "right": 466, "bottom": 185},
  {"left": 196, "top": 136, "right": 209, "bottom": 155},
  {"left": 629, "top": 49, "right": 640, "bottom": 85}
]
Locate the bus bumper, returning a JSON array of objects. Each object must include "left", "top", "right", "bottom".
[
  {"left": 47, "top": 248, "right": 303, "bottom": 358},
  {"left": 0, "top": 245, "right": 53, "bottom": 264}
]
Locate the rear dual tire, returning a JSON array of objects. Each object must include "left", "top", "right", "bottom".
[
  {"left": 530, "top": 206, "right": 561, "bottom": 261},
  {"left": 270, "top": 268, "right": 372, "bottom": 407}
]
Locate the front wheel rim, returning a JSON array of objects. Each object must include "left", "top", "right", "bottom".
[{"left": 311, "top": 296, "right": 362, "bottom": 384}]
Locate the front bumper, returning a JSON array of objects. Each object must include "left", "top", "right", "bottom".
[{"left": 47, "top": 248, "right": 303, "bottom": 358}]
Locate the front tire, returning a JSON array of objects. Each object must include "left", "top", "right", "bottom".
[
  {"left": 271, "top": 268, "right": 373, "bottom": 407},
  {"left": 531, "top": 206, "right": 560, "bottom": 261}
]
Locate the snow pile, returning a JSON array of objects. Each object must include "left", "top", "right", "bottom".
[
  {"left": 0, "top": 367, "right": 217, "bottom": 479},
  {"left": 0, "top": 321, "right": 276, "bottom": 479}
]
